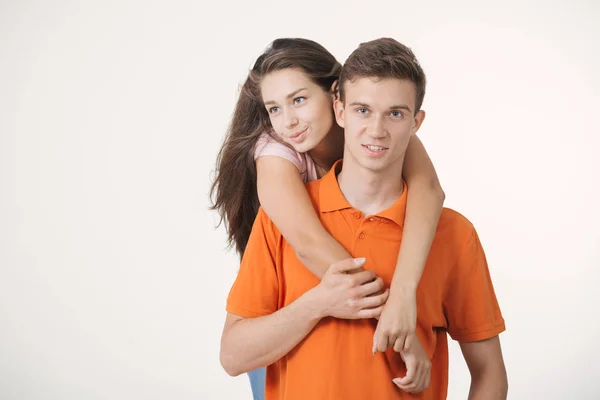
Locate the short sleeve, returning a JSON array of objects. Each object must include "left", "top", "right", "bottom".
[
  {"left": 254, "top": 132, "right": 304, "bottom": 174},
  {"left": 443, "top": 228, "right": 506, "bottom": 342},
  {"left": 226, "top": 208, "right": 281, "bottom": 318}
]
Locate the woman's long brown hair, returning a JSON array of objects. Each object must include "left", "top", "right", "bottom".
[{"left": 209, "top": 38, "right": 341, "bottom": 258}]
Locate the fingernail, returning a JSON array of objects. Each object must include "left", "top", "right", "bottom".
[{"left": 353, "top": 257, "right": 366, "bottom": 266}]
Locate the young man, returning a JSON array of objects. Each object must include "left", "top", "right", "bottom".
[{"left": 220, "top": 38, "right": 508, "bottom": 399}]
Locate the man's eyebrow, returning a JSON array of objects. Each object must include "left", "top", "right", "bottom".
[
  {"left": 348, "top": 102, "right": 412, "bottom": 113},
  {"left": 264, "top": 88, "right": 308, "bottom": 106},
  {"left": 389, "top": 104, "right": 412, "bottom": 113}
]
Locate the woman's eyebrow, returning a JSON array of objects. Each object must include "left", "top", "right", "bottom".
[{"left": 264, "top": 88, "right": 307, "bottom": 105}]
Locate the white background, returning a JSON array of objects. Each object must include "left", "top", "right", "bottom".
[{"left": 1, "top": 0, "right": 599, "bottom": 399}]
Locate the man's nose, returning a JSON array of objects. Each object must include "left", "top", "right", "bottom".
[{"left": 368, "top": 117, "right": 386, "bottom": 139}]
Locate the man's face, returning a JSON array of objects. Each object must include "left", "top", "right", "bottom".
[{"left": 334, "top": 77, "right": 425, "bottom": 174}]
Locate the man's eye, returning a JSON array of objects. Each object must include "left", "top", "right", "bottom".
[
  {"left": 358, "top": 108, "right": 368, "bottom": 114},
  {"left": 293, "top": 97, "right": 306, "bottom": 105},
  {"left": 391, "top": 111, "right": 403, "bottom": 118}
]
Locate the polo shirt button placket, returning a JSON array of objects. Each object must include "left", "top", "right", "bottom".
[{"left": 358, "top": 232, "right": 365, "bottom": 239}]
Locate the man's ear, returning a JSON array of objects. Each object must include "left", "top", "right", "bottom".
[
  {"left": 334, "top": 98, "right": 345, "bottom": 128},
  {"left": 411, "top": 110, "right": 426, "bottom": 135}
]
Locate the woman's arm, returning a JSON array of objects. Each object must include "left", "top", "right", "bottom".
[
  {"left": 256, "top": 155, "right": 351, "bottom": 277},
  {"left": 394, "top": 135, "right": 445, "bottom": 287},
  {"left": 373, "top": 134, "right": 445, "bottom": 353}
]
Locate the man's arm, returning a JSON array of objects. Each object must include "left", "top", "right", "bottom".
[
  {"left": 443, "top": 226, "right": 507, "bottom": 398},
  {"left": 221, "top": 258, "right": 388, "bottom": 376},
  {"left": 220, "top": 290, "right": 321, "bottom": 376},
  {"left": 460, "top": 336, "right": 508, "bottom": 400}
]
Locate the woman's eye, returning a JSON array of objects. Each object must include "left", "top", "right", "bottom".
[
  {"left": 293, "top": 97, "right": 306, "bottom": 105},
  {"left": 268, "top": 106, "right": 280, "bottom": 114}
]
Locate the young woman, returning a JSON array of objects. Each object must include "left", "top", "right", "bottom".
[{"left": 211, "top": 38, "right": 444, "bottom": 399}]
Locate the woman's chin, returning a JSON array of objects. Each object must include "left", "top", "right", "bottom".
[{"left": 287, "top": 141, "right": 311, "bottom": 154}]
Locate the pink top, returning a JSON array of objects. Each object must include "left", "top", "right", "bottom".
[{"left": 254, "top": 132, "right": 318, "bottom": 183}]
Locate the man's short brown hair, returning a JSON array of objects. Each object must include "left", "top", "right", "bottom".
[{"left": 339, "top": 38, "right": 427, "bottom": 113}]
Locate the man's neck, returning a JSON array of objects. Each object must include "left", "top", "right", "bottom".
[{"left": 336, "top": 154, "right": 405, "bottom": 217}]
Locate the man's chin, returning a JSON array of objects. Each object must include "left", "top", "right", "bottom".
[{"left": 358, "top": 158, "right": 389, "bottom": 172}]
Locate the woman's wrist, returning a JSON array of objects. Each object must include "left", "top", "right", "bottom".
[{"left": 389, "top": 279, "right": 418, "bottom": 300}]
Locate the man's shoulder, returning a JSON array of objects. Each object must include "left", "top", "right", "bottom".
[
  {"left": 439, "top": 207, "right": 474, "bottom": 228},
  {"left": 435, "top": 207, "right": 477, "bottom": 248},
  {"left": 254, "top": 206, "right": 282, "bottom": 241}
]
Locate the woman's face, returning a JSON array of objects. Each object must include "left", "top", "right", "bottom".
[{"left": 260, "top": 68, "right": 336, "bottom": 153}]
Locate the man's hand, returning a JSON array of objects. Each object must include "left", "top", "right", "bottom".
[
  {"left": 313, "top": 258, "right": 389, "bottom": 320},
  {"left": 372, "top": 287, "right": 417, "bottom": 353},
  {"left": 392, "top": 337, "right": 431, "bottom": 394}
]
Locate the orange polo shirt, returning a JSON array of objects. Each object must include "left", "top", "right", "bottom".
[{"left": 226, "top": 162, "right": 505, "bottom": 400}]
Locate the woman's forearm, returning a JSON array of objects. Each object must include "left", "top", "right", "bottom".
[
  {"left": 257, "top": 156, "right": 352, "bottom": 279},
  {"left": 391, "top": 177, "right": 445, "bottom": 290},
  {"left": 296, "top": 232, "right": 353, "bottom": 278},
  {"left": 392, "top": 135, "right": 445, "bottom": 291}
]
